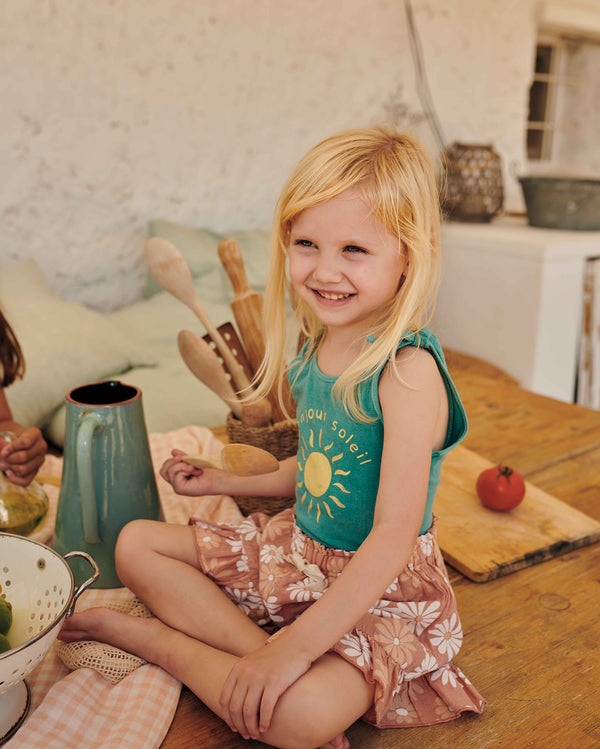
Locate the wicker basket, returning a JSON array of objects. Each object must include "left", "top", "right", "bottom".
[
  {"left": 225, "top": 412, "right": 299, "bottom": 516},
  {"left": 442, "top": 142, "right": 503, "bottom": 222}
]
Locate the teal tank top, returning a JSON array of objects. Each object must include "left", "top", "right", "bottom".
[{"left": 289, "top": 329, "right": 467, "bottom": 551}]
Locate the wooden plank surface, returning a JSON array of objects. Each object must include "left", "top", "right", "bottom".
[
  {"left": 450, "top": 375, "right": 600, "bottom": 474},
  {"left": 435, "top": 446, "right": 600, "bottom": 582},
  {"left": 524, "top": 443, "right": 600, "bottom": 519}
]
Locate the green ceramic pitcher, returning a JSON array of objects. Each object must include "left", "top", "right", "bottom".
[{"left": 53, "top": 381, "right": 161, "bottom": 588}]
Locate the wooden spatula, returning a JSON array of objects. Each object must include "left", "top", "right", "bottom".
[
  {"left": 202, "top": 323, "right": 273, "bottom": 425},
  {"left": 202, "top": 322, "right": 254, "bottom": 383},
  {"left": 182, "top": 443, "right": 278, "bottom": 476}
]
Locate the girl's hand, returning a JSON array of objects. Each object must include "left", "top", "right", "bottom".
[
  {"left": 159, "top": 449, "right": 221, "bottom": 496},
  {"left": 220, "top": 637, "right": 311, "bottom": 740},
  {"left": 0, "top": 427, "right": 47, "bottom": 486}
]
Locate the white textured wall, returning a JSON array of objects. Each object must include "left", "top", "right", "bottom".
[
  {"left": 1, "top": 0, "right": 537, "bottom": 311},
  {"left": 555, "top": 39, "right": 600, "bottom": 174}
]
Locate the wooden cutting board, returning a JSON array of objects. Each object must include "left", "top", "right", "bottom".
[{"left": 436, "top": 446, "right": 600, "bottom": 582}]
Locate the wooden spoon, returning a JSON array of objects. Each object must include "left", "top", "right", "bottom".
[
  {"left": 144, "top": 237, "right": 250, "bottom": 392},
  {"left": 178, "top": 330, "right": 243, "bottom": 419},
  {"left": 182, "top": 443, "right": 278, "bottom": 476}
]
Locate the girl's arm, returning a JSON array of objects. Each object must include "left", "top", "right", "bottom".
[
  {"left": 160, "top": 451, "right": 298, "bottom": 500},
  {"left": 220, "top": 347, "right": 449, "bottom": 739},
  {"left": 0, "top": 389, "right": 48, "bottom": 486}
]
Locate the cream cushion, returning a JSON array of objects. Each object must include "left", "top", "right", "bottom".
[{"left": 1, "top": 260, "right": 154, "bottom": 430}]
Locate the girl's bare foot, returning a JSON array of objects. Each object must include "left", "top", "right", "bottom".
[{"left": 58, "top": 607, "right": 172, "bottom": 666}]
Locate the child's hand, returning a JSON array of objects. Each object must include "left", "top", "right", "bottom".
[
  {"left": 219, "top": 637, "right": 311, "bottom": 740},
  {"left": 159, "top": 449, "right": 221, "bottom": 496},
  {"left": 0, "top": 428, "right": 47, "bottom": 486}
]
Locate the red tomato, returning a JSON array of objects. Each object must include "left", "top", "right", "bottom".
[{"left": 476, "top": 465, "right": 526, "bottom": 511}]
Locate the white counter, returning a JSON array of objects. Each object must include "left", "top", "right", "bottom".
[{"left": 431, "top": 216, "right": 600, "bottom": 402}]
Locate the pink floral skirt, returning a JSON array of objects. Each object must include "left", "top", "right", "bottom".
[{"left": 189, "top": 507, "right": 485, "bottom": 728}]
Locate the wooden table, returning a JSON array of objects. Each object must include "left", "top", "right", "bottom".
[{"left": 161, "top": 352, "right": 600, "bottom": 749}]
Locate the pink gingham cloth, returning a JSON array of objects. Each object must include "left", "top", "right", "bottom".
[{"left": 6, "top": 426, "right": 245, "bottom": 749}]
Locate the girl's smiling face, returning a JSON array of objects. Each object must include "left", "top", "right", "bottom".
[{"left": 288, "top": 187, "right": 407, "bottom": 340}]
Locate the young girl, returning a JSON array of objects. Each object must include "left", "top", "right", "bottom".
[
  {"left": 0, "top": 309, "right": 47, "bottom": 486},
  {"left": 59, "top": 125, "right": 485, "bottom": 748}
]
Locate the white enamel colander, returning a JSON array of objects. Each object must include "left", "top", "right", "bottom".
[{"left": 0, "top": 533, "right": 99, "bottom": 744}]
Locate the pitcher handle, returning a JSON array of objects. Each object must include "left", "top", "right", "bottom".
[
  {"left": 76, "top": 413, "right": 104, "bottom": 544},
  {"left": 63, "top": 550, "right": 101, "bottom": 617}
]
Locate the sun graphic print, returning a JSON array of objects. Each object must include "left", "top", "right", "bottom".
[{"left": 296, "top": 427, "right": 351, "bottom": 523}]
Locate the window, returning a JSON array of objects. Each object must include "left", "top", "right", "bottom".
[
  {"left": 526, "top": 37, "right": 566, "bottom": 161},
  {"left": 526, "top": 30, "right": 600, "bottom": 169}
]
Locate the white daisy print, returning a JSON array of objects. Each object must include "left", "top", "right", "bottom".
[
  {"left": 429, "top": 613, "right": 463, "bottom": 659},
  {"left": 237, "top": 519, "right": 260, "bottom": 541},
  {"left": 260, "top": 544, "right": 286, "bottom": 565},
  {"left": 391, "top": 672, "right": 406, "bottom": 696},
  {"left": 290, "top": 536, "right": 305, "bottom": 556},
  {"left": 226, "top": 537, "right": 244, "bottom": 554},
  {"left": 418, "top": 534, "right": 434, "bottom": 556},
  {"left": 263, "top": 595, "right": 283, "bottom": 618},
  {"left": 288, "top": 579, "right": 316, "bottom": 602},
  {"left": 224, "top": 586, "right": 263, "bottom": 617},
  {"left": 430, "top": 663, "right": 458, "bottom": 687},
  {"left": 340, "top": 632, "right": 372, "bottom": 669},
  {"left": 405, "top": 652, "right": 439, "bottom": 680},
  {"left": 369, "top": 601, "right": 395, "bottom": 618},
  {"left": 396, "top": 600, "right": 441, "bottom": 634}
]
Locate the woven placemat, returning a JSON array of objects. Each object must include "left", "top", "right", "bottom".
[{"left": 55, "top": 598, "right": 153, "bottom": 684}]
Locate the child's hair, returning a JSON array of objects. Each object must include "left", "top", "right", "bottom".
[
  {"left": 255, "top": 123, "right": 441, "bottom": 422},
  {"left": 0, "top": 309, "right": 25, "bottom": 388}
]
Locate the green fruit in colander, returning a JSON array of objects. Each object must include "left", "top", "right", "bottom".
[
  {"left": 0, "top": 633, "right": 10, "bottom": 654},
  {"left": 0, "top": 597, "right": 12, "bottom": 636}
]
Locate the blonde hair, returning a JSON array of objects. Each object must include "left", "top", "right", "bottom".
[{"left": 252, "top": 124, "right": 441, "bottom": 422}]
